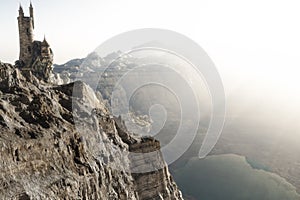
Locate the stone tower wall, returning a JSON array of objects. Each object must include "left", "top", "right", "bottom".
[{"left": 18, "top": 15, "right": 34, "bottom": 66}]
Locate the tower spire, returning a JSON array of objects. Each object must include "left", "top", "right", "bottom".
[
  {"left": 19, "top": 3, "right": 24, "bottom": 16},
  {"left": 42, "top": 34, "right": 50, "bottom": 46},
  {"left": 29, "top": 1, "right": 34, "bottom": 29}
]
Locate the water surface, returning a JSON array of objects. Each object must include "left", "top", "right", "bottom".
[{"left": 172, "top": 154, "right": 300, "bottom": 200}]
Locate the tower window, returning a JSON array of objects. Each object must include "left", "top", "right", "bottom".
[
  {"left": 28, "top": 46, "right": 31, "bottom": 53},
  {"left": 26, "top": 28, "right": 30, "bottom": 34}
]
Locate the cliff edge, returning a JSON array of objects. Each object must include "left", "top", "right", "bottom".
[{"left": 0, "top": 61, "right": 183, "bottom": 200}]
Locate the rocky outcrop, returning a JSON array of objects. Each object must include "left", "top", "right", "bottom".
[{"left": 0, "top": 62, "right": 183, "bottom": 200}]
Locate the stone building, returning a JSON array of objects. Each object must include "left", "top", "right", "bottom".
[{"left": 16, "top": 3, "right": 53, "bottom": 81}]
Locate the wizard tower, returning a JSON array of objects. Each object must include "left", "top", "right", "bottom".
[{"left": 16, "top": 2, "right": 53, "bottom": 81}]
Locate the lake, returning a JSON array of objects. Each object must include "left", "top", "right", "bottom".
[{"left": 172, "top": 154, "right": 300, "bottom": 200}]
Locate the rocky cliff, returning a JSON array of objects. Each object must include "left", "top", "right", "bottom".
[{"left": 0, "top": 61, "right": 183, "bottom": 200}]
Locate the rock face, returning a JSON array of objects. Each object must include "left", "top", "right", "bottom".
[{"left": 0, "top": 62, "right": 183, "bottom": 200}]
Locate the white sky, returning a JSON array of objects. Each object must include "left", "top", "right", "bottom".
[
  {"left": 1, "top": 0, "right": 300, "bottom": 145},
  {"left": 1, "top": 0, "right": 300, "bottom": 112}
]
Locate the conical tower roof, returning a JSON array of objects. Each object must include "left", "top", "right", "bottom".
[{"left": 42, "top": 36, "right": 50, "bottom": 46}]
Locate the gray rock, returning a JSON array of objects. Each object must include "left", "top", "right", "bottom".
[{"left": 0, "top": 62, "right": 183, "bottom": 200}]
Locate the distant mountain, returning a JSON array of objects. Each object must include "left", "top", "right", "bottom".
[{"left": 53, "top": 58, "right": 84, "bottom": 73}]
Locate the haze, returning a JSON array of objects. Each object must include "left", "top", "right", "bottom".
[{"left": 1, "top": 0, "right": 300, "bottom": 140}]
